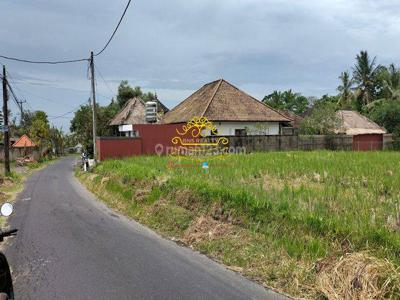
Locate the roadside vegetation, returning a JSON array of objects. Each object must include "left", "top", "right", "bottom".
[
  {"left": 78, "top": 151, "right": 400, "bottom": 299},
  {"left": 10, "top": 110, "right": 66, "bottom": 156},
  {"left": 264, "top": 51, "right": 400, "bottom": 148}
]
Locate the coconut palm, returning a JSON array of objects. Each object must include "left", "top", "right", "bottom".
[
  {"left": 378, "top": 64, "right": 400, "bottom": 100},
  {"left": 352, "top": 51, "right": 380, "bottom": 107},
  {"left": 364, "top": 64, "right": 400, "bottom": 111},
  {"left": 337, "top": 71, "right": 354, "bottom": 108}
]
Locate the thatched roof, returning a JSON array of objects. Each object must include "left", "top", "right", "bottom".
[
  {"left": 155, "top": 97, "right": 169, "bottom": 114},
  {"left": 277, "top": 109, "right": 303, "bottom": 128},
  {"left": 110, "top": 97, "right": 169, "bottom": 126},
  {"left": 162, "top": 79, "right": 291, "bottom": 124},
  {"left": 336, "top": 110, "right": 386, "bottom": 135},
  {"left": 110, "top": 98, "right": 146, "bottom": 126}
]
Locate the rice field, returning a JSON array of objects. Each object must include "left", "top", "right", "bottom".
[{"left": 80, "top": 151, "right": 400, "bottom": 298}]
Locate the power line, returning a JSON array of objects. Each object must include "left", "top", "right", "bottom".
[
  {"left": 6, "top": 70, "right": 30, "bottom": 110},
  {"left": 0, "top": 73, "right": 26, "bottom": 126},
  {"left": 6, "top": 69, "right": 88, "bottom": 107},
  {"left": 94, "top": 63, "right": 115, "bottom": 96},
  {"left": 5, "top": 74, "right": 77, "bottom": 109},
  {"left": 3, "top": 76, "right": 23, "bottom": 109},
  {"left": 0, "top": 55, "right": 88, "bottom": 65},
  {"left": 26, "top": 102, "right": 35, "bottom": 111},
  {"left": 0, "top": 0, "right": 133, "bottom": 64},
  {"left": 48, "top": 103, "right": 85, "bottom": 119},
  {"left": 94, "top": 0, "right": 132, "bottom": 56},
  {"left": 2, "top": 72, "right": 78, "bottom": 121}
]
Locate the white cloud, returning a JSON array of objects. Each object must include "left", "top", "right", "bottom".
[{"left": 1, "top": 0, "right": 400, "bottom": 129}]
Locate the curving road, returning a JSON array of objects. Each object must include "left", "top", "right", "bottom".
[{"left": 5, "top": 157, "right": 288, "bottom": 300}]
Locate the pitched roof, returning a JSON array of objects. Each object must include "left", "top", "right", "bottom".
[
  {"left": 162, "top": 79, "right": 291, "bottom": 123},
  {"left": 12, "top": 134, "right": 36, "bottom": 148},
  {"left": 109, "top": 97, "right": 168, "bottom": 126},
  {"left": 336, "top": 110, "right": 386, "bottom": 135},
  {"left": 155, "top": 96, "right": 169, "bottom": 114},
  {"left": 277, "top": 109, "right": 303, "bottom": 128},
  {"left": 110, "top": 98, "right": 146, "bottom": 126}
]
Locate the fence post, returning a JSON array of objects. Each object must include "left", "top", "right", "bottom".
[{"left": 278, "top": 135, "right": 281, "bottom": 151}]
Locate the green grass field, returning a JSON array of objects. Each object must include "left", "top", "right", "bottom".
[{"left": 79, "top": 151, "right": 400, "bottom": 299}]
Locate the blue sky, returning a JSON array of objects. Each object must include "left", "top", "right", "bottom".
[{"left": 1, "top": 0, "right": 400, "bottom": 131}]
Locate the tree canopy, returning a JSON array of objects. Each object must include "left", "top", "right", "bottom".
[
  {"left": 262, "top": 90, "right": 309, "bottom": 114},
  {"left": 288, "top": 50, "right": 400, "bottom": 146},
  {"left": 337, "top": 71, "right": 354, "bottom": 109},
  {"left": 352, "top": 51, "right": 381, "bottom": 108},
  {"left": 116, "top": 81, "right": 156, "bottom": 108},
  {"left": 299, "top": 101, "right": 340, "bottom": 135},
  {"left": 70, "top": 81, "right": 157, "bottom": 150},
  {"left": 10, "top": 110, "right": 66, "bottom": 156}
]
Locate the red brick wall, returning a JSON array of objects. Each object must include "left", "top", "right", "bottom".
[{"left": 96, "top": 137, "right": 142, "bottom": 161}]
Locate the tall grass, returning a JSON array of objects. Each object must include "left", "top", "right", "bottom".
[{"left": 89, "top": 151, "right": 400, "bottom": 297}]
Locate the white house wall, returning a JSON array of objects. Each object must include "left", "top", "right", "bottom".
[{"left": 210, "top": 122, "right": 280, "bottom": 136}]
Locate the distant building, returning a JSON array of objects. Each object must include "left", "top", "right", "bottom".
[
  {"left": 12, "top": 134, "right": 36, "bottom": 148},
  {"left": 162, "top": 79, "right": 291, "bottom": 136},
  {"left": 74, "top": 143, "right": 83, "bottom": 153},
  {"left": 276, "top": 109, "right": 304, "bottom": 135},
  {"left": 109, "top": 97, "right": 168, "bottom": 137},
  {"left": 335, "top": 110, "right": 387, "bottom": 150},
  {"left": 12, "top": 134, "right": 38, "bottom": 158}
]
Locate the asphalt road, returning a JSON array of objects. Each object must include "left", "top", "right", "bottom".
[{"left": 5, "top": 157, "right": 288, "bottom": 300}]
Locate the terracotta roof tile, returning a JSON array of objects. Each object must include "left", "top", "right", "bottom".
[{"left": 12, "top": 134, "right": 36, "bottom": 148}]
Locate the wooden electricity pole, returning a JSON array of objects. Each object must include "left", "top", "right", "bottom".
[
  {"left": 89, "top": 51, "right": 97, "bottom": 162},
  {"left": 2, "top": 66, "right": 10, "bottom": 175}
]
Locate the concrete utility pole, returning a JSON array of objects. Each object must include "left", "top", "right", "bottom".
[
  {"left": 17, "top": 99, "right": 26, "bottom": 125},
  {"left": 2, "top": 66, "right": 10, "bottom": 175},
  {"left": 90, "top": 51, "right": 97, "bottom": 162}
]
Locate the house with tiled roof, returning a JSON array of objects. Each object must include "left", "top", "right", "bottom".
[
  {"left": 11, "top": 134, "right": 39, "bottom": 160},
  {"left": 162, "top": 79, "right": 291, "bottom": 136},
  {"left": 12, "top": 134, "right": 36, "bottom": 148}
]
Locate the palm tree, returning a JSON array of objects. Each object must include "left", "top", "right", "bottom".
[
  {"left": 352, "top": 50, "right": 380, "bottom": 107},
  {"left": 363, "top": 64, "right": 400, "bottom": 111},
  {"left": 262, "top": 91, "right": 283, "bottom": 108},
  {"left": 337, "top": 71, "right": 353, "bottom": 108},
  {"left": 379, "top": 64, "right": 400, "bottom": 100}
]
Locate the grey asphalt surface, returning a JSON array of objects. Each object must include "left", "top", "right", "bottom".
[{"left": 5, "top": 157, "right": 289, "bottom": 300}]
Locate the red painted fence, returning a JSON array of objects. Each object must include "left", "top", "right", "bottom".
[
  {"left": 133, "top": 124, "right": 184, "bottom": 155},
  {"left": 96, "top": 137, "right": 142, "bottom": 161},
  {"left": 96, "top": 124, "right": 186, "bottom": 161}
]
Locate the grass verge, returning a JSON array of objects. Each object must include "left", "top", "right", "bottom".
[{"left": 77, "top": 152, "right": 400, "bottom": 299}]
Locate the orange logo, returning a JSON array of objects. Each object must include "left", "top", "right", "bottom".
[{"left": 170, "top": 117, "right": 229, "bottom": 160}]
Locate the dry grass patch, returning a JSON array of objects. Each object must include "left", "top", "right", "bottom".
[
  {"left": 183, "top": 215, "right": 237, "bottom": 245},
  {"left": 316, "top": 252, "right": 400, "bottom": 299},
  {"left": 262, "top": 174, "right": 285, "bottom": 191},
  {"left": 258, "top": 173, "right": 326, "bottom": 192}
]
